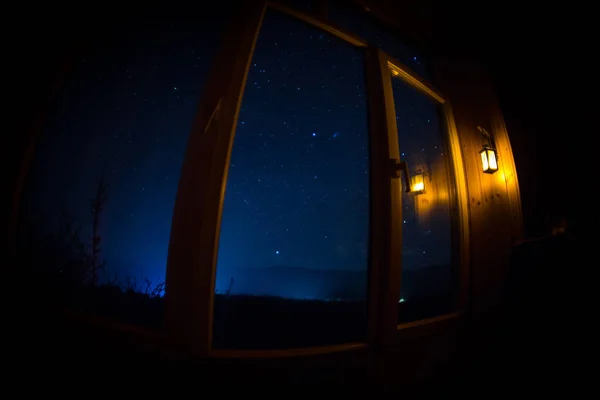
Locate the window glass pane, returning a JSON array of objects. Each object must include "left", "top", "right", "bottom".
[
  {"left": 17, "top": 14, "right": 229, "bottom": 329},
  {"left": 214, "top": 9, "right": 370, "bottom": 349},
  {"left": 329, "top": 0, "right": 429, "bottom": 80},
  {"left": 390, "top": 75, "right": 457, "bottom": 323}
]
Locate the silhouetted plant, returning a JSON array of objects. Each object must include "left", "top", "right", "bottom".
[
  {"left": 121, "top": 274, "right": 164, "bottom": 298},
  {"left": 89, "top": 168, "right": 108, "bottom": 286},
  {"left": 56, "top": 208, "right": 88, "bottom": 284},
  {"left": 225, "top": 276, "right": 235, "bottom": 296},
  {"left": 14, "top": 206, "right": 90, "bottom": 302},
  {"left": 144, "top": 278, "right": 165, "bottom": 298},
  {"left": 106, "top": 267, "right": 120, "bottom": 287},
  {"left": 124, "top": 275, "right": 139, "bottom": 293}
]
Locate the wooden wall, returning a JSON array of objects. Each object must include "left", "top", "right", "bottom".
[{"left": 435, "top": 58, "right": 523, "bottom": 316}]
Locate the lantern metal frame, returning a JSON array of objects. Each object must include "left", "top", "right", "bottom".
[
  {"left": 479, "top": 145, "right": 498, "bottom": 174},
  {"left": 392, "top": 160, "right": 428, "bottom": 194},
  {"left": 477, "top": 126, "right": 499, "bottom": 174}
]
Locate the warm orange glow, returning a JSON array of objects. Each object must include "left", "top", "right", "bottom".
[
  {"left": 480, "top": 147, "right": 498, "bottom": 174},
  {"left": 481, "top": 150, "right": 488, "bottom": 171},
  {"left": 488, "top": 150, "right": 497, "bottom": 170},
  {"left": 410, "top": 173, "right": 425, "bottom": 193},
  {"left": 412, "top": 181, "right": 424, "bottom": 192}
]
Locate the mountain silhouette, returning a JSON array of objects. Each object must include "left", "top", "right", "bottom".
[{"left": 215, "top": 263, "right": 454, "bottom": 301}]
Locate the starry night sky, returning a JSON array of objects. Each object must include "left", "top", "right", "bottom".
[
  {"left": 215, "top": 10, "right": 370, "bottom": 297},
  {"left": 21, "top": 5, "right": 453, "bottom": 301}
]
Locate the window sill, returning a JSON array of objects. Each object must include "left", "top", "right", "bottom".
[{"left": 56, "top": 307, "right": 461, "bottom": 359}]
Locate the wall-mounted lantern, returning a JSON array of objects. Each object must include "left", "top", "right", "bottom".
[
  {"left": 409, "top": 171, "right": 425, "bottom": 194},
  {"left": 392, "top": 160, "right": 426, "bottom": 195},
  {"left": 477, "top": 126, "right": 498, "bottom": 174},
  {"left": 480, "top": 145, "right": 498, "bottom": 174}
]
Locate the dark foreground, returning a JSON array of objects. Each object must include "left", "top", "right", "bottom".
[{"left": 60, "top": 286, "right": 455, "bottom": 349}]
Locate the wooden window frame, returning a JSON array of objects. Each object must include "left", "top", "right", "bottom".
[
  {"left": 374, "top": 50, "right": 470, "bottom": 336},
  {"left": 166, "top": 0, "right": 470, "bottom": 357}
]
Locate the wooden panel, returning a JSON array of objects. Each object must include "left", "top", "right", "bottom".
[
  {"left": 433, "top": 59, "right": 523, "bottom": 316},
  {"left": 210, "top": 342, "right": 367, "bottom": 358},
  {"left": 489, "top": 97, "right": 523, "bottom": 244},
  {"left": 440, "top": 103, "right": 471, "bottom": 311}
]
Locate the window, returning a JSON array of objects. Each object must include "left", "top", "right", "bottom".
[
  {"left": 18, "top": 1, "right": 469, "bottom": 353},
  {"left": 17, "top": 14, "right": 229, "bottom": 329},
  {"left": 390, "top": 74, "right": 458, "bottom": 323},
  {"left": 213, "top": 9, "right": 370, "bottom": 349}
]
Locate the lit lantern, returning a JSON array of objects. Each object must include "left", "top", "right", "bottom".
[
  {"left": 480, "top": 145, "right": 498, "bottom": 174},
  {"left": 394, "top": 160, "right": 425, "bottom": 194},
  {"left": 410, "top": 172, "right": 425, "bottom": 194}
]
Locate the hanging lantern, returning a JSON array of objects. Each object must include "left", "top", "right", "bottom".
[
  {"left": 480, "top": 145, "right": 498, "bottom": 174},
  {"left": 477, "top": 126, "right": 499, "bottom": 174},
  {"left": 410, "top": 172, "right": 425, "bottom": 194},
  {"left": 393, "top": 160, "right": 425, "bottom": 194}
]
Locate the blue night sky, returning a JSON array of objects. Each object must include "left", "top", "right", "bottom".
[{"left": 21, "top": 5, "right": 452, "bottom": 301}]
